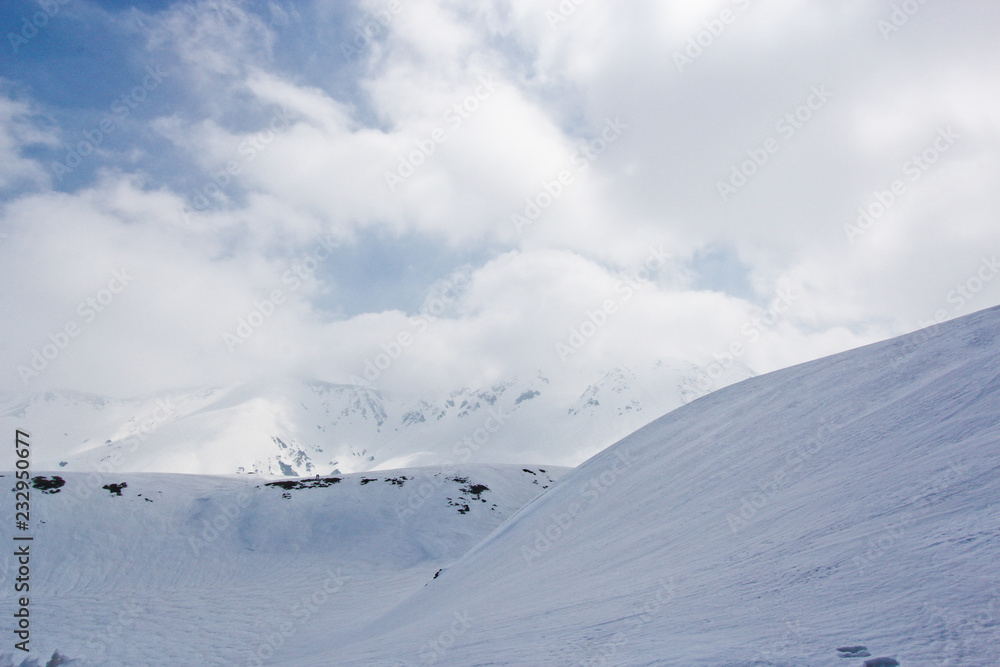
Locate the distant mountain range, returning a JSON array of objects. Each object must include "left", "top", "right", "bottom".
[
  {"left": 0, "top": 359, "right": 754, "bottom": 476},
  {"left": 7, "top": 307, "right": 1000, "bottom": 665}
]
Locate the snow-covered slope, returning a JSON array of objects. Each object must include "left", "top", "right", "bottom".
[
  {"left": 0, "top": 465, "right": 567, "bottom": 665},
  {"left": 288, "top": 305, "right": 1000, "bottom": 666},
  {"left": 6, "top": 305, "right": 998, "bottom": 666},
  {"left": 0, "top": 359, "right": 753, "bottom": 476}
]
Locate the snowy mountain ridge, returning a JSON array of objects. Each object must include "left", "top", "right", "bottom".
[
  {"left": 306, "top": 304, "right": 1000, "bottom": 665},
  {"left": 0, "top": 359, "right": 754, "bottom": 476},
  {"left": 5, "top": 306, "right": 999, "bottom": 665},
  {"left": 7, "top": 308, "right": 1000, "bottom": 667}
]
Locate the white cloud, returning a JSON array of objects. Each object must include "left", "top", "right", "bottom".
[
  {"left": 1, "top": 0, "right": 999, "bottom": 410},
  {"left": 0, "top": 94, "right": 56, "bottom": 191}
]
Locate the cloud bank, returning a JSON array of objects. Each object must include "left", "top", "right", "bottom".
[{"left": 1, "top": 0, "right": 998, "bottom": 401}]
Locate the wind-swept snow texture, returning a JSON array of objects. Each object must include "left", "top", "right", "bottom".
[
  {"left": 0, "top": 465, "right": 566, "bottom": 665},
  {"left": 3, "top": 306, "right": 999, "bottom": 666},
  {"left": 302, "top": 305, "right": 1000, "bottom": 666}
]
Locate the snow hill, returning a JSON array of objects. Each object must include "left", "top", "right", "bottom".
[
  {"left": 0, "top": 465, "right": 567, "bottom": 666},
  {"left": 287, "top": 305, "right": 1000, "bottom": 665},
  {"left": 3, "top": 305, "right": 999, "bottom": 666},
  {"left": 0, "top": 360, "right": 753, "bottom": 476}
]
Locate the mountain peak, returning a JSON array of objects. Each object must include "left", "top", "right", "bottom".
[{"left": 1, "top": 360, "right": 755, "bottom": 475}]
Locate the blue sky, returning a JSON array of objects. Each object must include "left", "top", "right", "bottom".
[{"left": 1, "top": 0, "right": 998, "bottom": 398}]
